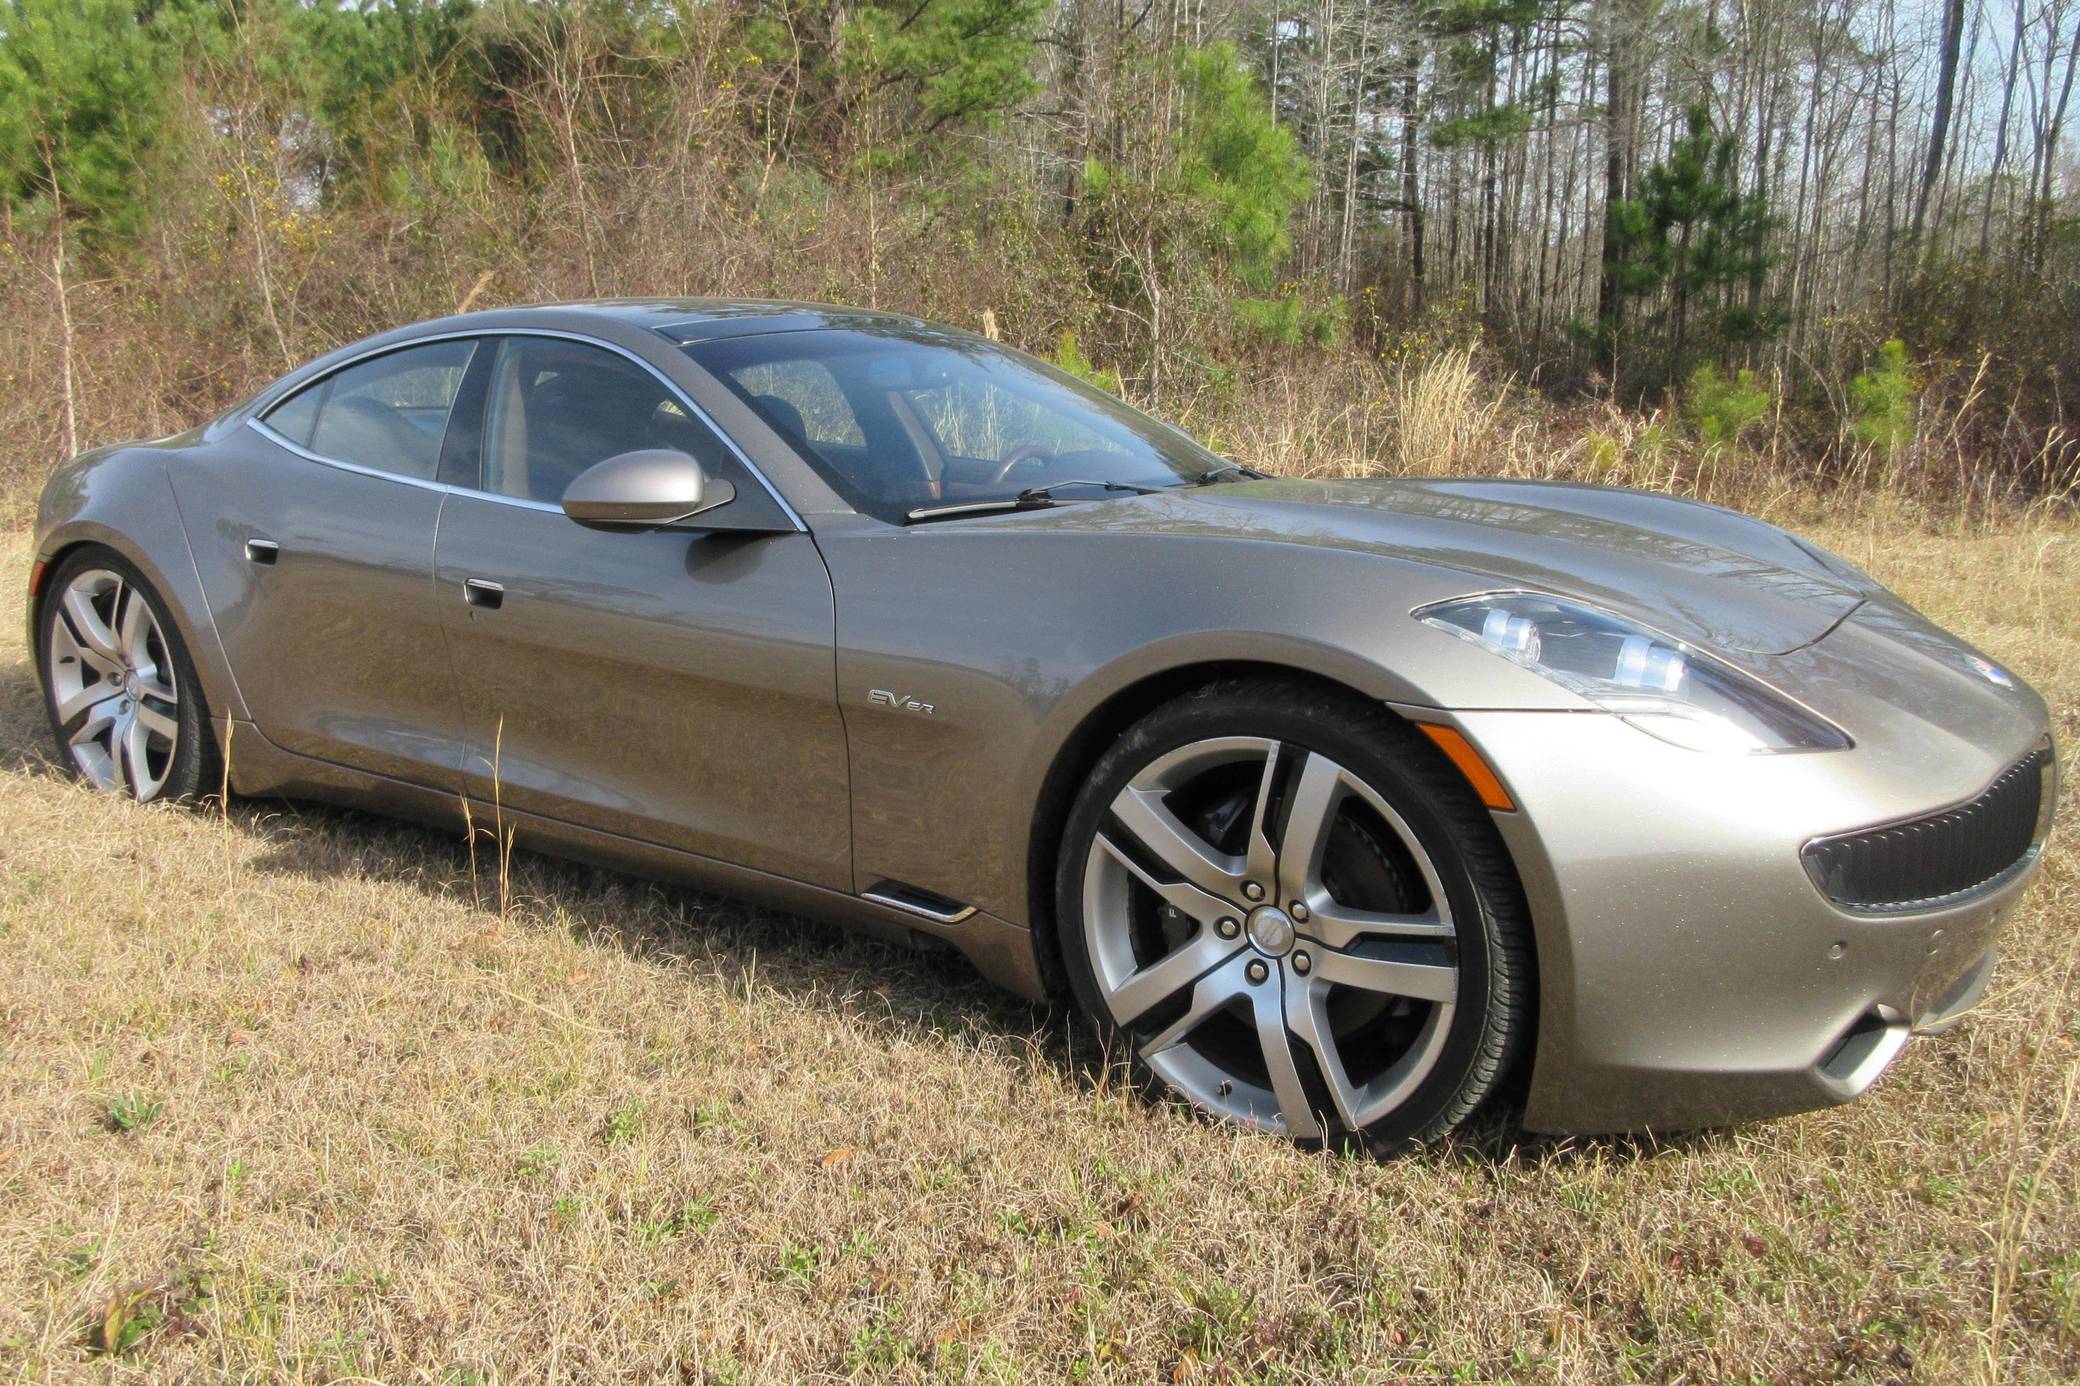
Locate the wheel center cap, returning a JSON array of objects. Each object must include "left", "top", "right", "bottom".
[{"left": 1246, "top": 905, "right": 1296, "bottom": 957}]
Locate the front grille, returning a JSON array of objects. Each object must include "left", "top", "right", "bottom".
[{"left": 1803, "top": 746, "right": 2053, "bottom": 913}]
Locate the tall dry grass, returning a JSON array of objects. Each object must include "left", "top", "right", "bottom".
[{"left": 1177, "top": 343, "right": 2080, "bottom": 525}]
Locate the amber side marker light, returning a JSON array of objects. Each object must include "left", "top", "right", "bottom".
[
  {"left": 1416, "top": 723, "right": 1516, "bottom": 811},
  {"left": 28, "top": 558, "right": 48, "bottom": 598}
]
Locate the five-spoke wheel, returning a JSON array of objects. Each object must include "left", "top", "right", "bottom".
[
  {"left": 40, "top": 552, "right": 214, "bottom": 804},
  {"left": 1059, "top": 679, "right": 1529, "bottom": 1149}
]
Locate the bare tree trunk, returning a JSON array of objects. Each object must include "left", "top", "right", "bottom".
[
  {"left": 1910, "top": 0, "right": 1967, "bottom": 249},
  {"left": 1981, "top": 0, "right": 2027, "bottom": 258},
  {"left": 40, "top": 142, "right": 79, "bottom": 460},
  {"left": 1401, "top": 43, "right": 1425, "bottom": 311},
  {"left": 1337, "top": 11, "right": 1372, "bottom": 292},
  {"left": 1595, "top": 0, "right": 1639, "bottom": 376},
  {"left": 52, "top": 225, "right": 78, "bottom": 461},
  {"left": 2033, "top": 15, "right": 2080, "bottom": 269}
]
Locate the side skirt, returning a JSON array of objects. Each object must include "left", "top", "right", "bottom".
[{"left": 215, "top": 716, "right": 1048, "bottom": 1001}]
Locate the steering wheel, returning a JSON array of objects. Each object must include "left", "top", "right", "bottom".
[{"left": 987, "top": 443, "right": 1056, "bottom": 486}]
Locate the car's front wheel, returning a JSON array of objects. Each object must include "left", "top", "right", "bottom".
[
  {"left": 39, "top": 549, "right": 219, "bottom": 804},
  {"left": 1056, "top": 678, "right": 1531, "bottom": 1151}
]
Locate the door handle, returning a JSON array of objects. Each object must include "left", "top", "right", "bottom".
[
  {"left": 462, "top": 578, "right": 505, "bottom": 610},
  {"left": 244, "top": 538, "right": 280, "bottom": 565}
]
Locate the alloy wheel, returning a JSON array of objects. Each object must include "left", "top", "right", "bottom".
[
  {"left": 1080, "top": 736, "right": 1459, "bottom": 1138},
  {"left": 44, "top": 567, "right": 181, "bottom": 800}
]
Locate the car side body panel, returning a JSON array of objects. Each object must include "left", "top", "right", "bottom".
[
  {"left": 169, "top": 424, "right": 463, "bottom": 790},
  {"left": 432, "top": 495, "right": 852, "bottom": 890},
  {"left": 810, "top": 510, "right": 1561, "bottom": 929}
]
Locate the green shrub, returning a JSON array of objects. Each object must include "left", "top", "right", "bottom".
[
  {"left": 1053, "top": 329, "right": 1121, "bottom": 394},
  {"left": 1683, "top": 364, "right": 1770, "bottom": 446},
  {"left": 1233, "top": 295, "right": 1303, "bottom": 345},
  {"left": 1233, "top": 294, "right": 1346, "bottom": 348},
  {"left": 1849, "top": 339, "right": 1915, "bottom": 454}
]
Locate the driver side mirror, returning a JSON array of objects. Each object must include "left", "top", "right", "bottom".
[{"left": 561, "top": 449, "right": 737, "bottom": 529}]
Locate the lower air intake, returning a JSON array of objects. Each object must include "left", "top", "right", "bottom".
[{"left": 1802, "top": 746, "right": 2052, "bottom": 914}]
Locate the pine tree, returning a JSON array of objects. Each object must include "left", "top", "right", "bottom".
[
  {"left": 0, "top": 0, "right": 176, "bottom": 242},
  {"left": 1605, "top": 104, "right": 1778, "bottom": 384}
]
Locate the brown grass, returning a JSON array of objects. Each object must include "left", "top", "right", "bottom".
[{"left": 1, "top": 507, "right": 2076, "bottom": 1383}]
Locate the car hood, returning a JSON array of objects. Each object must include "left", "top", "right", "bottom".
[{"left": 1031, "top": 476, "right": 1876, "bottom": 657}]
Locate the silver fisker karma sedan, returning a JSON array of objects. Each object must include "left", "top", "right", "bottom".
[{"left": 29, "top": 300, "right": 2056, "bottom": 1150}]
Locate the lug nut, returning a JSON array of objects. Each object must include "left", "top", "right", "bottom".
[
  {"left": 1245, "top": 959, "right": 1269, "bottom": 985},
  {"left": 1291, "top": 950, "right": 1311, "bottom": 975},
  {"left": 1289, "top": 901, "right": 1309, "bottom": 922},
  {"left": 1215, "top": 917, "right": 1240, "bottom": 939},
  {"left": 1242, "top": 881, "right": 1265, "bottom": 901}
]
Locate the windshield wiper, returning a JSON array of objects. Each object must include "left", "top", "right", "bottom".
[
  {"left": 1193, "top": 463, "right": 1265, "bottom": 485},
  {"left": 1016, "top": 478, "right": 1165, "bottom": 502},
  {"left": 905, "top": 478, "right": 1161, "bottom": 524},
  {"left": 906, "top": 497, "right": 1058, "bottom": 522}
]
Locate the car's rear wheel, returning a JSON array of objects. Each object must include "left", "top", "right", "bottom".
[
  {"left": 1056, "top": 677, "right": 1531, "bottom": 1151},
  {"left": 39, "top": 550, "right": 218, "bottom": 804}
]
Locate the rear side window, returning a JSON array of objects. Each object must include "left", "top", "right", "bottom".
[{"left": 262, "top": 340, "right": 476, "bottom": 481}]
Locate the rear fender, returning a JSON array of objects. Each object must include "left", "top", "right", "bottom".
[{"left": 30, "top": 449, "right": 249, "bottom": 730}]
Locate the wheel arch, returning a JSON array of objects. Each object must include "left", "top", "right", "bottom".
[
  {"left": 1020, "top": 656, "right": 1535, "bottom": 1007},
  {"left": 31, "top": 502, "right": 247, "bottom": 734}
]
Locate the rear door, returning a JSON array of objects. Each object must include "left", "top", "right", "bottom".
[
  {"left": 175, "top": 339, "right": 479, "bottom": 788},
  {"left": 430, "top": 334, "right": 852, "bottom": 889}
]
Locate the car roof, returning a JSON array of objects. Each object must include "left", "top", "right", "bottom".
[
  {"left": 457, "top": 298, "right": 952, "bottom": 346},
  {"left": 217, "top": 299, "right": 983, "bottom": 437}
]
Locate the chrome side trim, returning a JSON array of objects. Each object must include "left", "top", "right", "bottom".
[
  {"left": 862, "top": 887, "right": 978, "bottom": 925},
  {"left": 243, "top": 327, "right": 808, "bottom": 532}
]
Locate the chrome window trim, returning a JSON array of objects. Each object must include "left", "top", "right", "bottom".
[
  {"left": 248, "top": 417, "right": 450, "bottom": 493},
  {"left": 244, "top": 327, "right": 808, "bottom": 532}
]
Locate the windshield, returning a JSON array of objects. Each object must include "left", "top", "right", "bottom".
[{"left": 681, "top": 328, "right": 1220, "bottom": 522}]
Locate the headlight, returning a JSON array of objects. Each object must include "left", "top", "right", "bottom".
[{"left": 1416, "top": 593, "right": 1850, "bottom": 753}]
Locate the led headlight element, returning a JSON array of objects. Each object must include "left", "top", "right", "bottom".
[{"left": 1417, "top": 593, "right": 1851, "bottom": 754}]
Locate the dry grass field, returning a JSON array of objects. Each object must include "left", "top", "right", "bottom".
[{"left": 1, "top": 503, "right": 2076, "bottom": 1384}]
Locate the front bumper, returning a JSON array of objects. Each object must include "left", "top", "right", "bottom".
[{"left": 1441, "top": 708, "right": 2052, "bottom": 1136}]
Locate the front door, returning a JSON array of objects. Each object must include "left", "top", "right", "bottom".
[{"left": 431, "top": 335, "right": 850, "bottom": 889}]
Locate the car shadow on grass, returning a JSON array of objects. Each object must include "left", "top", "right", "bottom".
[
  {"left": 0, "top": 654, "right": 1720, "bottom": 1167},
  {"left": 0, "top": 641, "right": 1086, "bottom": 1076}
]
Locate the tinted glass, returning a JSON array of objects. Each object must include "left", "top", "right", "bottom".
[
  {"left": 265, "top": 340, "right": 475, "bottom": 480},
  {"left": 683, "top": 330, "right": 1217, "bottom": 521},
  {"left": 482, "top": 338, "right": 738, "bottom": 504},
  {"left": 730, "top": 358, "right": 866, "bottom": 449},
  {"left": 261, "top": 383, "right": 321, "bottom": 448}
]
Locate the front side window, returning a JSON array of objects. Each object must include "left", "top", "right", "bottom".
[
  {"left": 262, "top": 340, "right": 475, "bottom": 481},
  {"left": 480, "top": 338, "right": 739, "bottom": 504},
  {"left": 683, "top": 330, "right": 1219, "bottom": 522}
]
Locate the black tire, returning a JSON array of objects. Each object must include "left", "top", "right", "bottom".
[
  {"left": 39, "top": 547, "right": 222, "bottom": 805},
  {"left": 1054, "top": 675, "right": 1532, "bottom": 1153}
]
